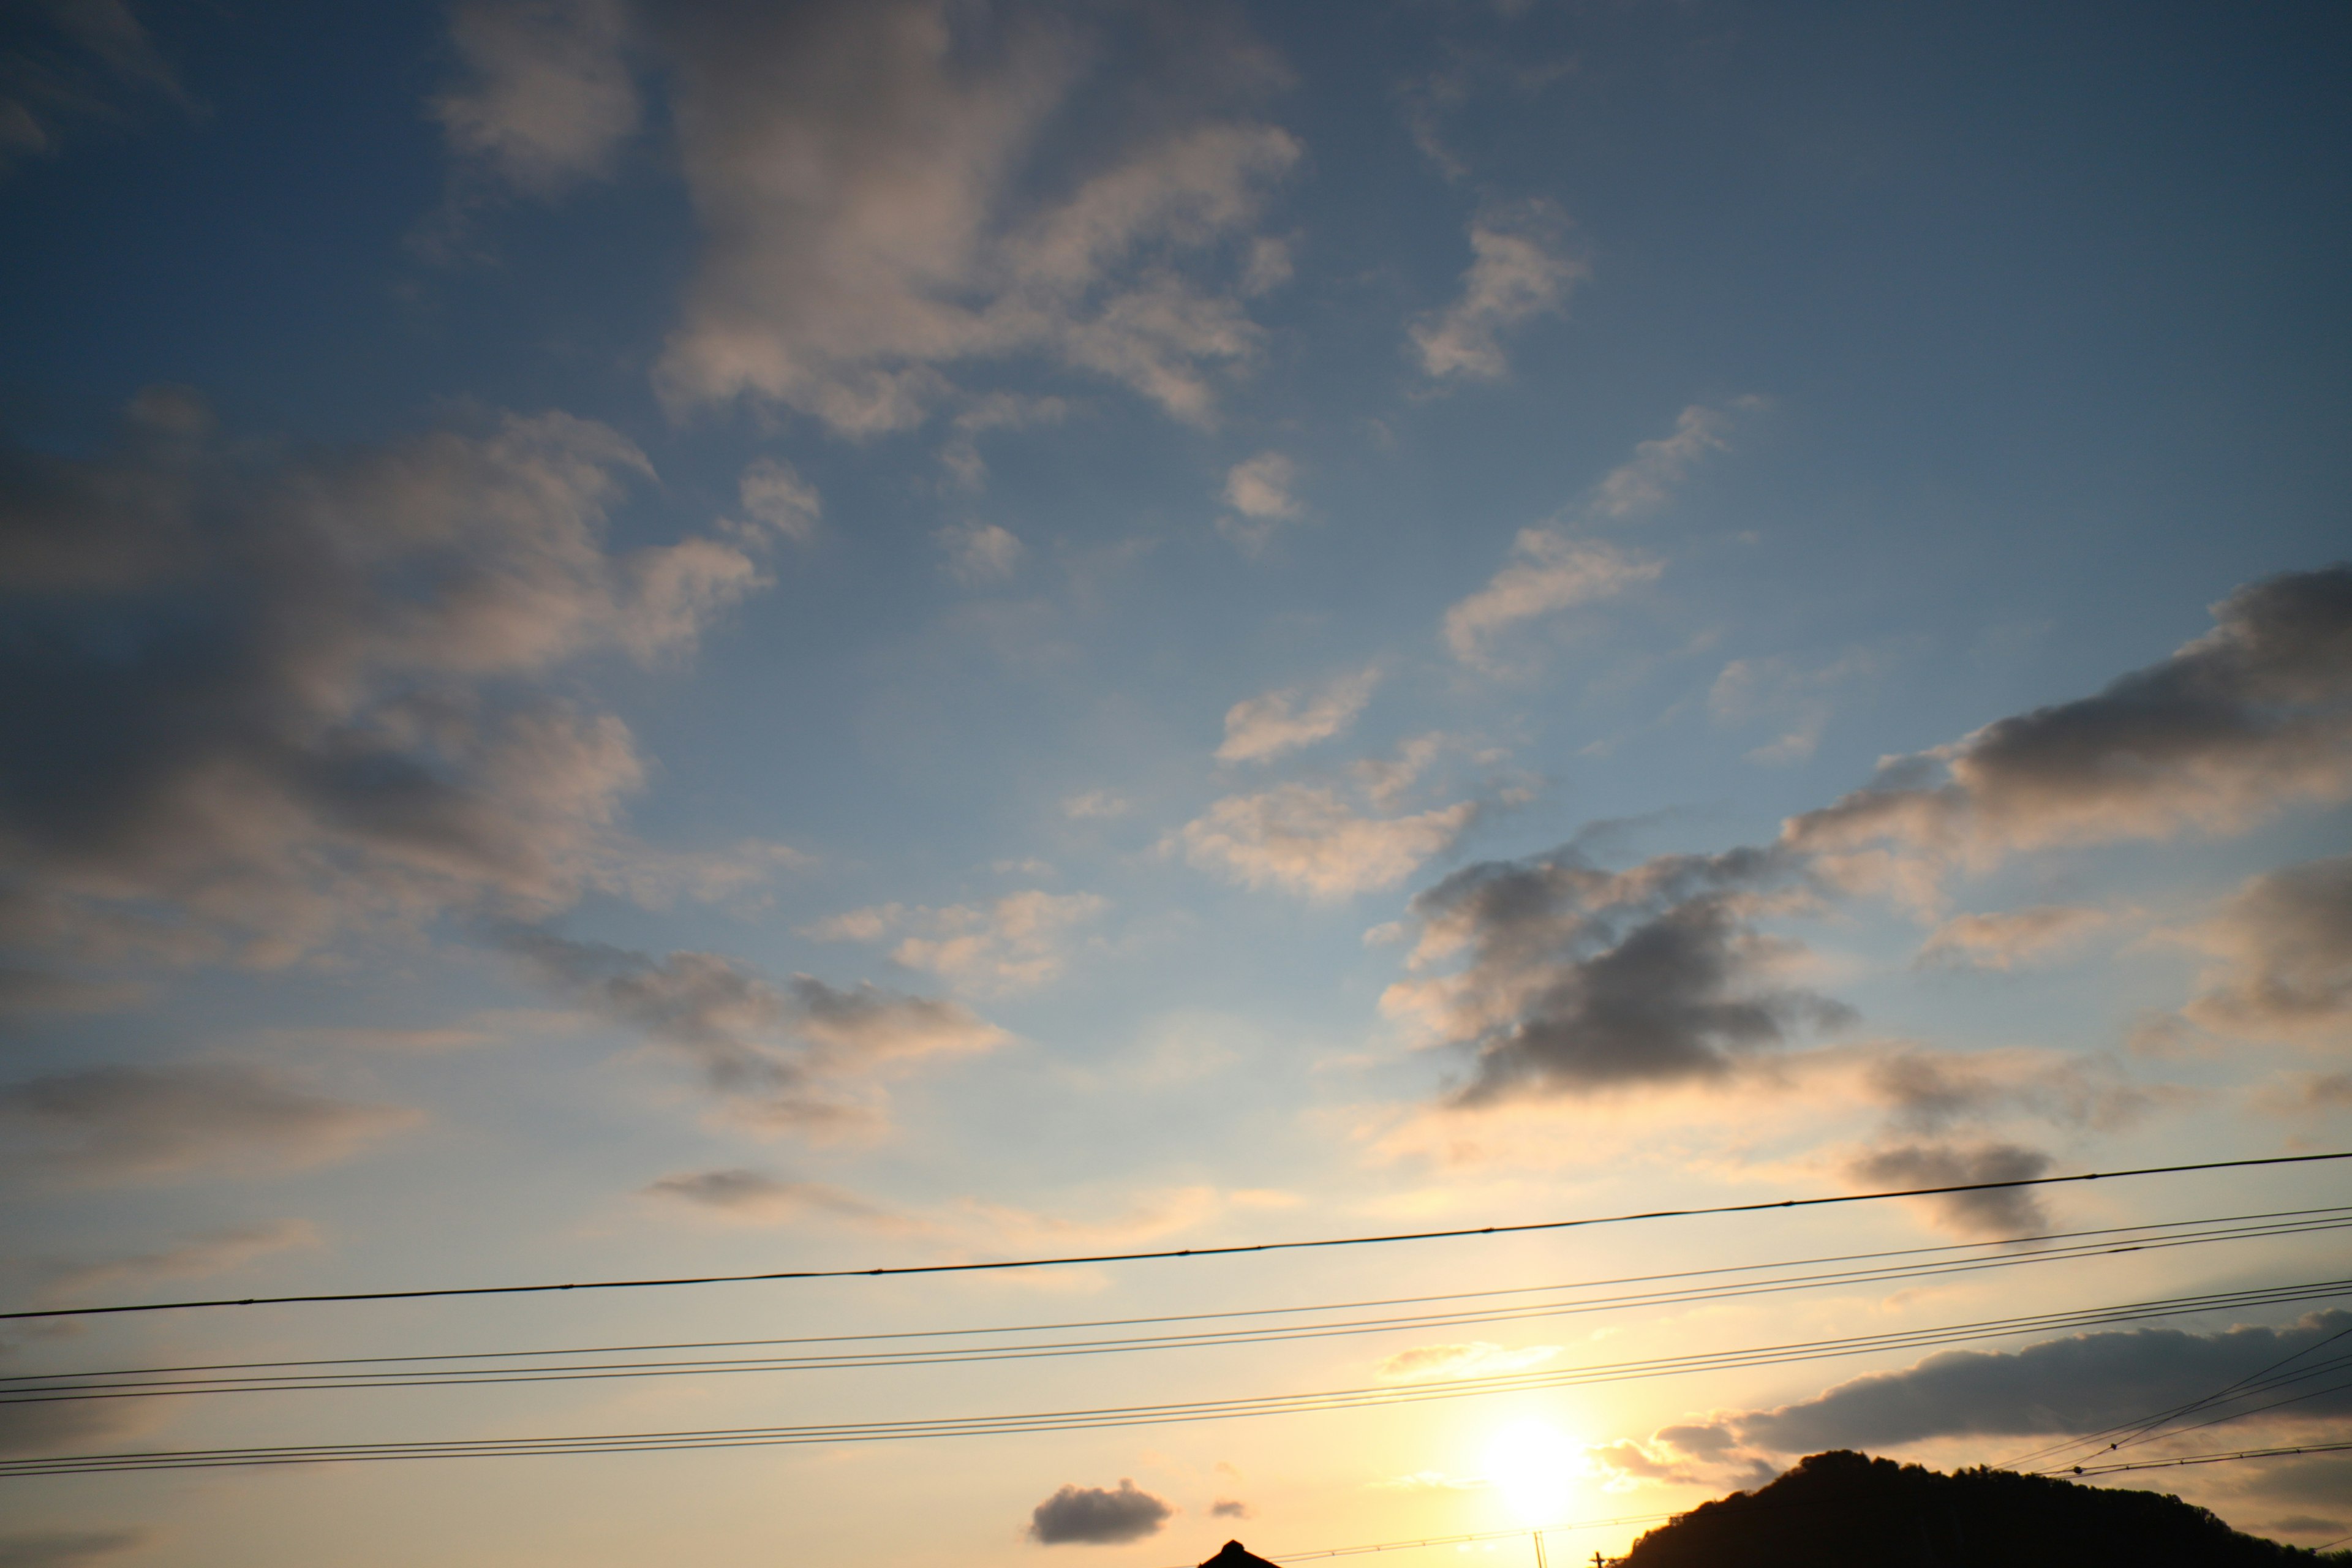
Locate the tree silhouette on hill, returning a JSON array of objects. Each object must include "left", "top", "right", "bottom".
[{"left": 1615, "top": 1450, "right": 2342, "bottom": 1568}]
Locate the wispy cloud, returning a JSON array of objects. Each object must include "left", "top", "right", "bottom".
[
  {"left": 1443, "top": 535, "right": 1662, "bottom": 669},
  {"left": 1217, "top": 667, "right": 1379, "bottom": 763},
  {"left": 804, "top": 889, "right": 1109, "bottom": 995},
  {"left": 0, "top": 1065, "right": 415, "bottom": 1182},
  {"left": 1409, "top": 199, "right": 1585, "bottom": 382}
]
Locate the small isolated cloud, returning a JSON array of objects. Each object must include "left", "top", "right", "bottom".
[
  {"left": 1218, "top": 451, "right": 1303, "bottom": 553},
  {"left": 1443, "top": 533, "right": 1661, "bottom": 669},
  {"left": 805, "top": 889, "right": 1109, "bottom": 995},
  {"left": 737, "top": 456, "right": 822, "bottom": 543},
  {"left": 507, "top": 933, "right": 1009, "bottom": 1135},
  {"left": 1217, "top": 668, "right": 1379, "bottom": 764},
  {"left": 1028, "top": 1479, "right": 1174, "bottom": 1545},
  {"left": 1384, "top": 845, "right": 1848, "bottom": 1101},
  {"left": 1409, "top": 199, "right": 1585, "bottom": 382},
  {"left": 1210, "top": 1498, "right": 1250, "bottom": 1519},
  {"left": 1784, "top": 565, "right": 2352, "bottom": 891},
  {"left": 1845, "top": 1140, "right": 2053, "bottom": 1238},
  {"left": 1916, "top": 905, "right": 2111, "bottom": 971},
  {"left": 2179, "top": 854, "right": 2352, "bottom": 1042},
  {"left": 1178, "top": 785, "right": 1479, "bottom": 902},
  {"left": 1063, "top": 790, "right": 1133, "bottom": 821},
  {"left": 937, "top": 522, "right": 1025, "bottom": 585},
  {"left": 643, "top": 1168, "right": 923, "bottom": 1232},
  {"left": 0, "top": 1531, "right": 151, "bottom": 1568},
  {"left": 432, "top": 0, "right": 641, "bottom": 198},
  {"left": 0, "top": 1065, "right": 416, "bottom": 1182},
  {"left": 1377, "top": 1341, "right": 1560, "bottom": 1381}
]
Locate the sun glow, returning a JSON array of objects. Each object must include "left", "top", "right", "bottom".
[{"left": 1480, "top": 1419, "right": 1582, "bottom": 1525}]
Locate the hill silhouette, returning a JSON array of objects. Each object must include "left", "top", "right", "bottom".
[{"left": 1615, "top": 1450, "right": 2339, "bottom": 1568}]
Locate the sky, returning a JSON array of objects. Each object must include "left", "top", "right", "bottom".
[{"left": 1, "top": 1, "right": 2349, "bottom": 1564}]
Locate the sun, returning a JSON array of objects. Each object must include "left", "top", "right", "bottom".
[{"left": 1480, "top": 1419, "right": 1582, "bottom": 1525}]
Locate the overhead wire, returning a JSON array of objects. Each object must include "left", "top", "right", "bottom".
[
  {"left": 6, "top": 1275, "right": 2348, "bottom": 1476},
  {"left": 6, "top": 1205, "right": 2347, "bottom": 1407},
  {"left": 1997, "top": 1319, "right": 2352, "bottom": 1472},
  {"left": 7, "top": 1149, "right": 2345, "bottom": 1322}
]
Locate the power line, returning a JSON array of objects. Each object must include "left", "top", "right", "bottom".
[
  {"left": 22, "top": 1202, "right": 2335, "bottom": 1387},
  {"left": 2049, "top": 1439, "right": 2352, "bottom": 1479},
  {"left": 8, "top": 1207, "right": 2345, "bottom": 1406},
  {"left": 7, "top": 1149, "right": 2345, "bottom": 1322},
  {"left": 1996, "top": 1318, "right": 2352, "bottom": 1472},
  {"left": 6, "top": 1275, "right": 2346, "bottom": 1477}
]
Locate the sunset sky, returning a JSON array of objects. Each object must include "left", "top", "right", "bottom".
[{"left": 2, "top": 2, "right": 2350, "bottom": 1564}]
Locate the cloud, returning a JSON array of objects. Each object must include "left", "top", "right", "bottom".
[
  {"left": 0, "top": 1531, "right": 151, "bottom": 1568},
  {"left": 941, "top": 392, "right": 1069, "bottom": 490},
  {"left": 1218, "top": 451, "right": 1303, "bottom": 553},
  {"left": 935, "top": 522, "right": 1026, "bottom": 586},
  {"left": 643, "top": 1168, "right": 925, "bottom": 1232},
  {"left": 735, "top": 456, "right": 821, "bottom": 543},
  {"left": 1588, "top": 399, "right": 1760, "bottom": 521},
  {"left": 1210, "top": 1499, "right": 1250, "bottom": 1519},
  {"left": 1377, "top": 1341, "right": 1560, "bottom": 1381},
  {"left": 0, "top": 1065, "right": 415, "bottom": 1182},
  {"left": 804, "top": 889, "right": 1109, "bottom": 995},
  {"left": 432, "top": 0, "right": 641, "bottom": 198},
  {"left": 2179, "top": 854, "right": 2352, "bottom": 1042},
  {"left": 1062, "top": 790, "right": 1133, "bottom": 821},
  {"left": 1784, "top": 565, "right": 2352, "bottom": 888},
  {"left": 1, "top": 0, "right": 194, "bottom": 175},
  {"left": 1442, "top": 534, "right": 1661, "bottom": 669},
  {"left": 1409, "top": 199, "right": 1585, "bottom": 382},
  {"left": 1915, "top": 905, "right": 2111, "bottom": 971},
  {"left": 1178, "top": 785, "right": 1479, "bottom": 902},
  {"left": 647, "top": 0, "right": 1300, "bottom": 432},
  {"left": 507, "top": 932, "right": 1008, "bottom": 1133},
  {"left": 1384, "top": 845, "right": 1849, "bottom": 1101},
  {"left": 1686, "top": 1309, "right": 2352, "bottom": 1455},
  {"left": 1028, "top": 1479, "right": 1174, "bottom": 1545},
  {"left": 1860, "top": 1047, "right": 2173, "bottom": 1139},
  {"left": 39, "top": 1218, "right": 319, "bottom": 1303},
  {"left": 0, "top": 396, "right": 775, "bottom": 970},
  {"left": 1707, "top": 641, "right": 1883, "bottom": 766},
  {"left": 1844, "top": 1140, "right": 2053, "bottom": 1238},
  {"left": 1216, "top": 668, "right": 1379, "bottom": 764}
]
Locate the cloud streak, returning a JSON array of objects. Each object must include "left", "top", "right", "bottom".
[{"left": 507, "top": 933, "right": 1008, "bottom": 1133}]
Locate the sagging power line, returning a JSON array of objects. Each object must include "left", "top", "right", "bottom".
[{"left": 7, "top": 1149, "right": 2346, "bottom": 1322}]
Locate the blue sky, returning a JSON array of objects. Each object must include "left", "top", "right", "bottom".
[{"left": 2, "top": 2, "right": 2350, "bottom": 1564}]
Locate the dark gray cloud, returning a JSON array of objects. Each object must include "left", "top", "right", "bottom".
[
  {"left": 1864, "top": 1050, "right": 2173, "bottom": 1139},
  {"left": 0, "top": 1396, "right": 152, "bottom": 1460},
  {"left": 1384, "top": 845, "right": 1851, "bottom": 1100},
  {"left": 1027, "top": 1479, "right": 1174, "bottom": 1545},
  {"left": 1681, "top": 1310, "right": 2352, "bottom": 1455},
  {"left": 0, "top": 1530, "right": 150, "bottom": 1568},
  {"left": 510, "top": 933, "right": 1007, "bottom": 1131},
  {"left": 2183, "top": 853, "right": 2352, "bottom": 1042},
  {"left": 1845, "top": 1141, "right": 2052, "bottom": 1238},
  {"left": 0, "top": 1064, "right": 414, "bottom": 1181},
  {"left": 1787, "top": 565, "right": 2352, "bottom": 872},
  {"left": 643, "top": 1168, "right": 924, "bottom": 1232},
  {"left": 0, "top": 395, "right": 771, "bottom": 971}
]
